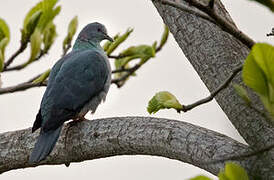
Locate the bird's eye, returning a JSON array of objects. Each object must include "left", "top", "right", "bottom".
[{"left": 97, "top": 28, "right": 101, "bottom": 32}]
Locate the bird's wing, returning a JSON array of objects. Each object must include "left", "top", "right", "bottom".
[
  {"left": 32, "top": 53, "right": 71, "bottom": 133},
  {"left": 41, "top": 50, "right": 110, "bottom": 132}
]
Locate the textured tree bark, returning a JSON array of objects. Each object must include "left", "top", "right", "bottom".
[
  {"left": 151, "top": 0, "right": 274, "bottom": 178},
  {"left": 0, "top": 117, "right": 256, "bottom": 175}
]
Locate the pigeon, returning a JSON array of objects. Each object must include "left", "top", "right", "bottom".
[{"left": 29, "top": 22, "right": 113, "bottom": 163}]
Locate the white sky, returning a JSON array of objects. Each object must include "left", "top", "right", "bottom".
[{"left": 0, "top": 0, "right": 273, "bottom": 179}]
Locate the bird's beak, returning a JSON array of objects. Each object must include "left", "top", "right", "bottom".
[{"left": 104, "top": 33, "right": 114, "bottom": 42}]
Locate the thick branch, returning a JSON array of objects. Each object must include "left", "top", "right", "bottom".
[
  {"left": 152, "top": 0, "right": 274, "bottom": 152},
  {"left": 152, "top": 1, "right": 274, "bottom": 177},
  {"left": 159, "top": 0, "right": 255, "bottom": 49},
  {"left": 0, "top": 116, "right": 253, "bottom": 176},
  {"left": 186, "top": 0, "right": 255, "bottom": 48}
]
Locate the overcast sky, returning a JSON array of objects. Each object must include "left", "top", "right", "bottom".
[{"left": 0, "top": 0, "right": 273, "bottom": 179}]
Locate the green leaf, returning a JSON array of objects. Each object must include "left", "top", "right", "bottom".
[
  {"left": 248, "top": 0, "right": 274, "bottom": 12},
  {"left": 28, "top": 30, "right": 42, "bottom": 64},
  {"left": 103, "top": 33, "right": 119, "bottom": 51},
  {"left": 0, "top": 18, "right": 10, "bottom": 71},
  {"left": 0, "top": 50, "right": 4, "bottom": 72},
  {"left": 114, "top": 57, "right": 133, "bottom": 82},
  {"left": 158, "top": 25, "right": 169, "bottom": 50},
  {"left": 218, "top": 172, "right": 230, "bottom": 180},
  {"left": 222, "top": 163, "right": 249, "bottom": 180},
  {"left": 0, "top": 37, "right": 9, "bottom": 71},
  {"left": 233, "top": 84, "right": 251, "bottom": 105},
  {"left": 0, "top": 73, "right": 2, "bottom": 87},
  {"left": 113, "top": 45, "right": 155, "bottom": 82},
  {"left": 189, "top": 175, "right": 212, "bottom": 180},
  {"left": 23, "top": 1, "right": 44, "bottom": 30},
  {"left": 242, "top": 45, "right": 268, "bottom": 96},
  {"left": 22, "top": 0, "right": 60, "bottom": 43},
  {"left": 0, "top": 18, "right": 10, "bottom": 64},
  {"left": 106, "top": 28, "right": 133, "bottom": 55},
  {"left": 43, "top": 23, "right": 56, "bottom": 52},
  {"left": 152, "top": 41, "right": 157, "bottom": 51},
  {"left": 63, "top": 16, "right": 78, "bottom": 51},
  {"left": 147, "top": 91, "right": 182, "bottom": 114},
  {"left": 25, "top": 10, "right": 43, "bottom": 39},
  {"left": 32, "top": 69, "right": 51, "bottom": 83},
  {"left": 122, "top": 45, "right": 155, "bottom": 57},
  {"left": 242, "top": 43, "right": 274, "bottom": 117},
  {"left": 120, "top": 45, "right": 155, "bottom": 64},
  {"left": 68, "top": 16, "right": 78, "bottom": 38},
  {"left": 37, "top": 0, "right": 59, "bottom": 30},
  {"left": 0, "top": 18, "right": 10, "bottom": 43},
  {"left": 37, "top": 5, "right": 61, "bottom": 32}
]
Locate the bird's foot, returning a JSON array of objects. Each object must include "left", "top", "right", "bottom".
[
  {"left": 67, "top": 116, "right": 87, "bottom": 127},
  {"left": 74, "top": 116, "right": 88, "bottom": 122}
]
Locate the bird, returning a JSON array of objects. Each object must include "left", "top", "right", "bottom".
[{"left": 29, "top": 22, "right": 113, "bottom": 163}]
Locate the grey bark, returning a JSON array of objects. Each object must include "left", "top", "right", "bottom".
[
  {"left": 0, "top": 117, "right": 255, "bottom": 175},
  {"left": 152, "top": 0, "right": 274, "bottom": 178}
]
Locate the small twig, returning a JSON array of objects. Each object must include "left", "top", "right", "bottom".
[
  {"left": 108, "top": 54, "right": 126, "bottom": 59},
  {"left": 111, "top": 64, "right": 141, "bottom": 87},
  {"left": 181, "top": 65, "right": 242, "bottom": 112},
  {"left": 159, "top": 0, "right": 255, "bottom": 49},
  {"left": 3, "top": 50, "right": 46, "bottom": 72},
  {"left": 62, "top": 43, "right": 71, "bottom": 57},
  {"left": 266, "top": 28, "right": 274, "bottom": 37},
  {"left": 111, "top": 66, "right": 136, "bottom": 73},
  {"left": 207, "top": 143, "right": 274, "bottom": 164},
  {"left": 3, "top": 42, "right": 28, "bottom": 70},
  {"left": 0, "top": 81, "right": 47, "bottom": 95}
]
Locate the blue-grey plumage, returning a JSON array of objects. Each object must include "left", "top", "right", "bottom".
[{"left": 29, "top": 22, "right": 113, "bottom": 163}]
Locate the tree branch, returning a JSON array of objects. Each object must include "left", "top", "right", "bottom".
[
  {"left": 108, "top": 55, "right": 126, "bottom": 59},
  {"left": 181, "top": 65, "right": 242, "bottom": 112},
  {"left": 0, "top": 70, "right": 49, "bottom": 95},
  {"left": 0, "top": 61, "right": 142, "bottom": 95},
  {"left": 156, "top": 0, "right": 216, "bottom": 24},
  {"left": 152, "top": 1, "right": 274, "bottom": 177},
  {"left": 152, "top": 0, "right": 274, "bottom": 149},
  {"left": 0, "top": 81, "right": 46, "bottom": 95},
  {"left": 0, "top": 116, "right": 253, "bottom": 176},
  {"left": 207, "top": 143, "right": 274, "bottom": 164},
  {"left": 267, "top": 27, "right": 274, "bottom": 37},
  {"left": 62, "top": 43, "right": 71, "bottom": 57},
  {"left": 159, "top": 0, "right": 255, "bottom": 49},
  {"left": 3, "top": 42, "right": 28, "bottom": 70},
  {"left": 3, "top": 50, "right": 47, "bottom": 72},
  {"left": 111, "top": 64, "right": 141, "bottom": 87}
]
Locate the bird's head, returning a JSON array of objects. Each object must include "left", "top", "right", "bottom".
[{"left": 77, "top": 22, "right": 113, "bottom": 43}]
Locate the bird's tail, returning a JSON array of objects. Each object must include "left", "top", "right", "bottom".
[{"left": 29, "top": 126, "right": 63, "bottom": 163}]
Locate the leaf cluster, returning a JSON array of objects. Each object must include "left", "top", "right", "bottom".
[{"left": 190, "top": 162, "right": 249, "bottom": 180}]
